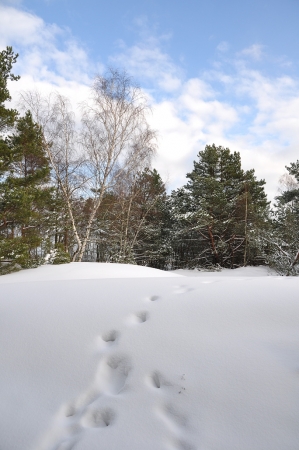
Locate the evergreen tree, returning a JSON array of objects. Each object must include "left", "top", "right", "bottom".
[
  {"left": 266, "top": 164, "right": 299, "bottom": 275},
  {"left": 0, "top": 49, "right": 52, "bottom": 273},
  {"left": 130, "top": 168, "right": 171, "bottom": 269},
  {"left": 0, "top": 47, "right": 20, "bottom": 176},
  {"left": 85, "top": 168, "right": 170, "bottom": 268},
  {"left": 170, "top": 144, "right": 269, "bottom": 269},
  {"left": 0, "top": 47, "right": 21, "bottom": 273},
  {"left": 0, "top": 47, "right": 19, "bottom": 131}
]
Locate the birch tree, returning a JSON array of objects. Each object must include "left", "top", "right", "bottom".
[
  {"left": 77, "top": 68, "right": 156, "bottom": 261},
  {"left": 20, "top": 69, "right": 156, "bottom": 261},
  {"left": 19, "top": 91, "right": 87, "bottom": 259}
]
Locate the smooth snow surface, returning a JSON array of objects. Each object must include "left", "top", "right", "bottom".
[
  {"left": 0, "top": 262, "right": 180, "bottom": 284},
  {"left": 1, "top": 264, "right": 299, "bottom": 450}
]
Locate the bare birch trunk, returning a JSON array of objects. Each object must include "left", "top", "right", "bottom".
[{"left": 43, "top": 141, "right": 82, "bottom": 259}]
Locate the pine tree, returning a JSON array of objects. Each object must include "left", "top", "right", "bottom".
[
  {"left": 130, "top": 168, "right": 171, "bottom": 269},
  {"left": 0, "top": 111, "right": 52, "bottom": 272},
  {"left": 0, "top": 47, "right": 21, "bottom": 273},
  {"left": 0, "top": 47, "right": 20, "bottom": 176},
  {"left": 170, "top": 144, "right": 269, "bottom": 269},
  {"left": 266, "top": 163, "right": 299, "bottom": 275},
  {"left": 86, "top": 168, "right": 170, "bottom": 268}
]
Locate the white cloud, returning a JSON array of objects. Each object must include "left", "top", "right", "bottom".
[
  {"left": 150, "top": 60, "right": 299, "bottom": 199},
  {"left": 0, "top": 5, "right": 96, "bottom": 93},
  {"left": 0, "top": 6, "right": 54, "bottom": 47},
  {"left": 111, "top": 23, "right": 183, "bottom": 93},
  {"left": 1, "top": 5, "right": 299, "bottom": 202},
  {"left": 149, "top": 89, "right": 239, "bottom": 190},
  {"left": 113, "top": 41, "right": 182, "bottom": 92},
  {"left": 239, "top": 44, "right": 264, "bottom": 61},
  {"left": 0, "top": 4, "right": 97, "bottom": 122},
  {"left": 203, "top": 65, "right": 299, "bottom": 199}
]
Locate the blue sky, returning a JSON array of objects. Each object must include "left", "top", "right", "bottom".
[
  {"left": 1, "top": 0, "right": 299, "bottom": 199},
  {"left": 15, "top": 0, "right": 299, "bottom": 78}
]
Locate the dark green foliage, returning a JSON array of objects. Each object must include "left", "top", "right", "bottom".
[
  {"left": 48, "top": 243, "right": 71, "bottom": 265},
  {"left": 131, "top": 168, "right": 171, "bottom": 269},
  {"left": 170, "top": 144, "right": 269, "bottom": 269},
  {"left": 0, "top": 238, "right": 29, "bottom": 274},
  {"left": 0, "top": 46, "right": 20, "bottom": 133},
  {"left": 266, "top": 163, "right": 299, "bottom": 275},
  {"left": 0, "top": 50, "right": 52, "bottom": 273},
  {"left": 0, "top": 47, "right": 20, "bottom": 178},
  {"left": 84, "top": 168, "right": 171, "bottom": 268}
]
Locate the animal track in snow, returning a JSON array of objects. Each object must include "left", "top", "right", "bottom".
[
  {"left": 167, "top": 437, "right": 195, "bottom": 450},
  {"left": 64, "top": 403, "right": 77, "bottom": 418},
  {"left": 102, "top": 329, "right": 119, "bottom": 343},
  {"left": 146, "top": 295, "right": 160, "bottom": 302},
  {"left": 94, "top": 329, "right": 120, "bottom": 353},
  {"left": 95, "top": 354, "right": 131, "bottom": 395},
  {"left": 173, "top": 285, "right": 193, "bottom": 295},
  {"left": 125, "top": 310, "right": 149, "bottom": 325},
  {"left": 137, "top": 310, "right": 148, "bottom": 322},
  {"left": 148, "top": 371, "right": 172, "bottom": 390},
  {"left": 82, "top": 407, "right": 115, "bottom": 428},
  {"left": 130, "top": 310, "right": 149, "bottom": 323},
  {"left": 152, "top": 371, "right": 162, "bottom": 388},
  {"left": 36, "top": 326, "right": 129, "bottom": 449}
]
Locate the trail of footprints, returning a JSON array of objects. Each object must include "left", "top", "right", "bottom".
[{"left": 37, "top": 288, "right": 195, "bottom": 450}]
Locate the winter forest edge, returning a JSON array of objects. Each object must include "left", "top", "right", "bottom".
[{"left": 1, "top": 47, "right": 299, "bottom": 276}]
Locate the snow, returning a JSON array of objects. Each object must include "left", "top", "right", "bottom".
[
  {"left": 170, "top": 265, "right": 277, "bottom": 277},
  {"left": 0, "top": 262, "right": 181, "bottom": 284},
  {"left": 1, "top": 263, "right": 299, "bottom": 450}
]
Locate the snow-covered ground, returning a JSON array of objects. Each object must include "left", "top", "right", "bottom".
[{"left": 1, "top": 263, "right": 299, "bottom": 450}]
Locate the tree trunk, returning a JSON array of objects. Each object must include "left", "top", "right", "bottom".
[{"left": 207, "top": 226, "right": 219, "bottom": 264}]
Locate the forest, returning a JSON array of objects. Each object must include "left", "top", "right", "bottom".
[{"left": 1, "top": 46, "right": 299, "bottom": 276}]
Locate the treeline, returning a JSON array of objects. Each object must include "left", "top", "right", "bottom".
[{"left": 1, "top": 47, "right": 299, "bottom": 275}]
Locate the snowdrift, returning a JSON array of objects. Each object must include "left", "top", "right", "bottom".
[{"left": 1, "top": 263, "right": 299, "bottom": 450}]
